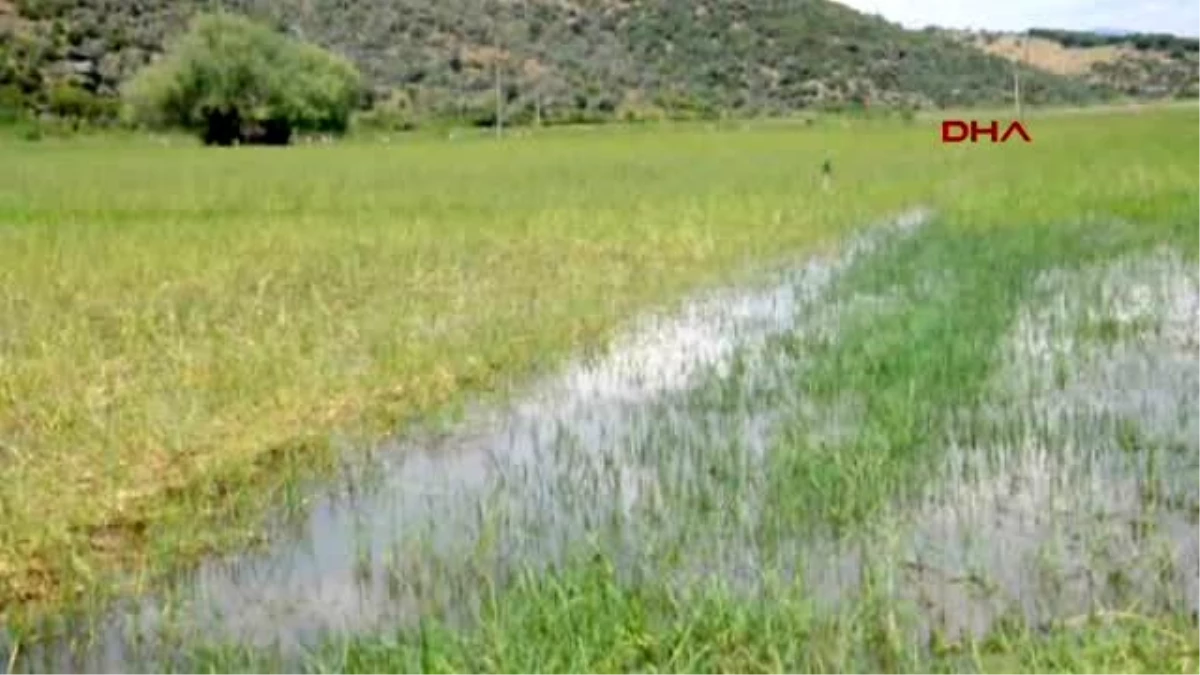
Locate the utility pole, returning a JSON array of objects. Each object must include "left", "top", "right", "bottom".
[
  {"left": 524, "top": 0, "right": 542, "bottom": 128},
  {"left": 1013, "top": 30, "right": 1027, "bottom": 120},
  {"left": 492, "top": 0, "right": 504, "bottom": 139},
  {"left": 534, "top": 82, "right": 543, "bottom": 128},
  {"left": 495, "top": 59, "right": 504, "bottom": 138}
]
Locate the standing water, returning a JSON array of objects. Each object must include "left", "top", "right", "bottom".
[
  {"left": 2, "top": 211, "right": 927, "bottom": 671},
  {"left": 5, "top": 209, "right": 1197, "bottom": 670}
]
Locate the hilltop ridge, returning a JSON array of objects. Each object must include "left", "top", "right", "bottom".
[
  {"left": 953, "top": 27, "right": 1198, "bottom": 99},
  {"left": 1, "top": 0, "right": 1190, "bottom": 127}
]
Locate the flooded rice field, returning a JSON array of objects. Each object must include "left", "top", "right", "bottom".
[
  {"left": 4, "top": 210, "right": 1196, "bottom": 672},
  {"left": 881, "top": 246, "right": 1198, "bottom": 640}
]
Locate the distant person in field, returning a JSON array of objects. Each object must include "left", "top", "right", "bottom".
[{"left": 822, "top": 157, "right": 833, "bottom": 191}]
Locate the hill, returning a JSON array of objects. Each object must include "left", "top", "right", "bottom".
[
  {"left": 0, "top": 0, "right": 1127, "bottom": 128},
  {"left": 957, "top": 28, "right": 1199, "bottom": 99}
]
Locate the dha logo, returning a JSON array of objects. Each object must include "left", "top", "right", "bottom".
[{"left": 941, "top": 120, "right": 1032, "bottom": 144}]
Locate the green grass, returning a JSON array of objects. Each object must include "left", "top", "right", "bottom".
[
  {"left": 184, "top": 564, "right": 1199, "bottom": 673},
  {"left": 0, "top": 106, "right": 1197, "bottom": 672},
  {"left": 764, "top": 223, "right": 1041, "bottom": 532},
  {"left": 177, "top": 156, "right": 1195, "bottom": 671},
  {"left": 0, "top": 112, "right": 937, "bottom": 614}
]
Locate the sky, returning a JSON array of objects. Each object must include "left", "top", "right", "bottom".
[{"left": 835, "top": 0, "right": 1200, "bottom": 37}]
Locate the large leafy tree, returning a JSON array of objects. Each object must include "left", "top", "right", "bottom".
[{"left": 123, "top": 11, "right": 362, "bottom": 145}]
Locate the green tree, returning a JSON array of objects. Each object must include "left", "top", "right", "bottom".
[{"left": 122, "top": 11, "right": 362, "bottom": 145}]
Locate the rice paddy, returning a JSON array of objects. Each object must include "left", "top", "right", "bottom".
[{"left": 0, "top": 106, "right": 1197, "bottom": 672}]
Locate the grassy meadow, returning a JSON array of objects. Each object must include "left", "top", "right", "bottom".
[{"left": 0, "top": 106, "right": 1197, "bottom": 672}]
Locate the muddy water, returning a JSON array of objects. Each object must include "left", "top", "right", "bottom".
[{"left": 4, "top": 212, "right": 928, "bottom": 671}]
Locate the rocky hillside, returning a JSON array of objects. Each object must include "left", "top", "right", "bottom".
[
  {"left": 0, "top": 0, "right": 1127, "bottom": 126},
  {"left": 957, "top": 28, "right": 1199, "bottom": 99}
]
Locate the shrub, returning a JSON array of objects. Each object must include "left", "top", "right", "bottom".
[
  {"left": 0, "top": 85, "right": 28, "bottom": 123},
  {"left": 46, "top": 83, "right": 116, "bottom": 123},
  {"left": 122, "top": 11, "right": 362, "bottom": 145},
  {"left": 355, "top": 88, "right": 420, "bottom": 132}
]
